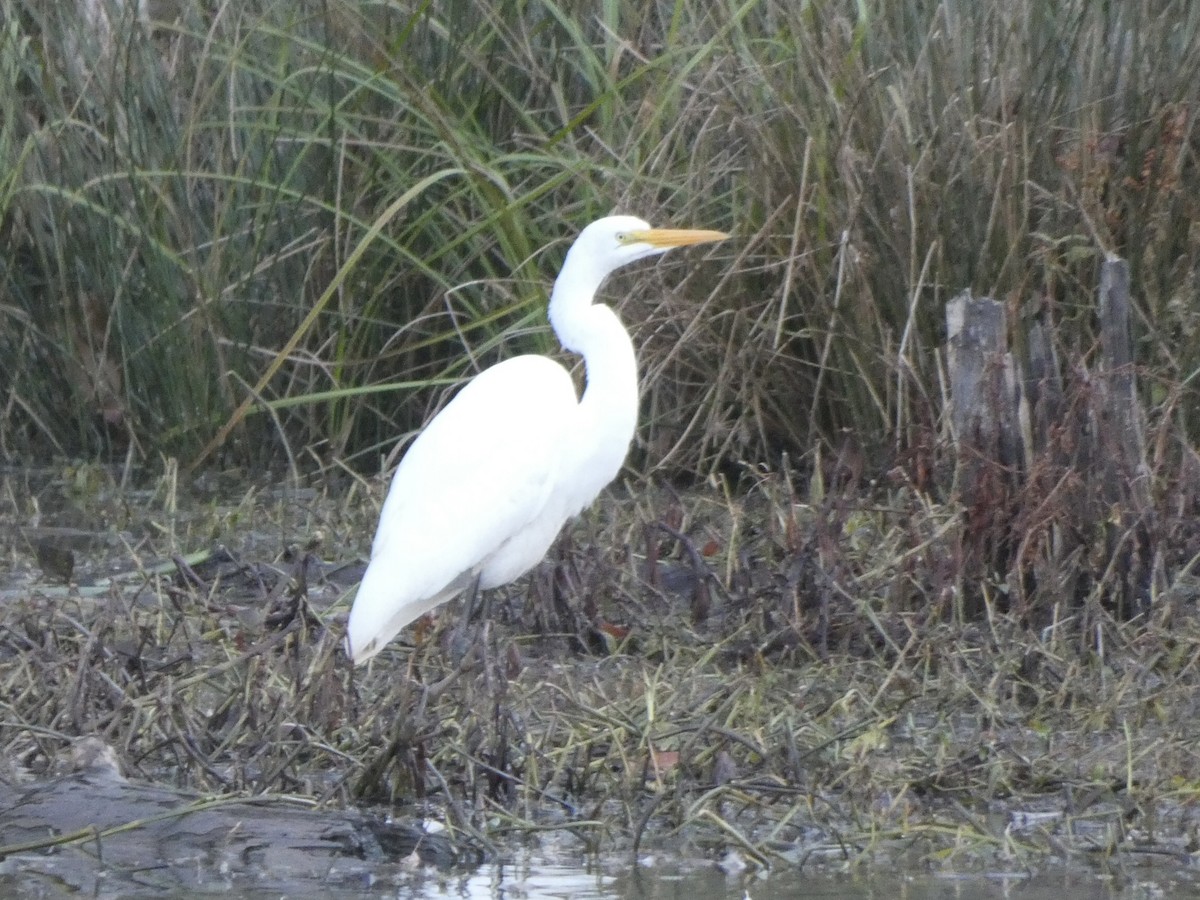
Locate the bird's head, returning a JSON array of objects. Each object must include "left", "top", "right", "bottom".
[
  {"left": 571, "top": 215, "right": 729, "bottom": 276},
  {"left": 549, "top": 215, "right": 729, "bottom": 347}
]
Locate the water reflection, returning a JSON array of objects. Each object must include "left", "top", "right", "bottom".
[
  {"left": 398, "top": 855, "right": 1200, "bottom": 900},
  {"left": 6, "top": 848, "right": 1199, "bottom": 898}
]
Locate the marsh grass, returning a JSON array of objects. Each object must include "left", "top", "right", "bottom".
[{"left": 2, "top": 0, "right": 1198, "bottom": 480}]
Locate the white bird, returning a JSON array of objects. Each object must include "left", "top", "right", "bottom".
[{"left": 346, "top": 215, "right": 728, "bottom": 664}]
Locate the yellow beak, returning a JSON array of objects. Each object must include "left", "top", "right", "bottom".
[{"left": 628, "top": 228, "right": 729, "bottom": 249}]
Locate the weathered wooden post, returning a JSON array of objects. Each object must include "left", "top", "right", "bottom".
[
  {"left": 945, "top": 292, "right": 1021, "bottom": 488},
  {"left": 1096, "top": 259, "right": 1149, "bottom": 503},
  {"left": 1022, "top": 320, "right": 1064, "bottom": 464},
  {"left": 1095, "top": 257, "right": 1157, "bottom": 612},
  {"left": 945, "top": 292, "right": 1022, "bottom": 614}
]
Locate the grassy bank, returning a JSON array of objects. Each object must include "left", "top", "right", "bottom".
[{"left": 2, "top": 476, "right": 1200, "bottom": 885}]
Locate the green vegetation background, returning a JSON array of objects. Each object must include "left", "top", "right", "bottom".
[{"left": 1, "top": 0, "right": 1198, "bottom": 480}]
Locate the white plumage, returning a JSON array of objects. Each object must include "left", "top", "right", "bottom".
[{"left": 346, "top": 215, "right": 728, "bottom": 663}]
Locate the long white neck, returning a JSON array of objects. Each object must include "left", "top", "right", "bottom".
[{"left": 548, "top": 264, "right": 638, "bottom": 509}]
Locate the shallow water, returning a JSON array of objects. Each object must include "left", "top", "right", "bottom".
[
  {"left": 376, "top": 857, "right": 1199, "bottom": 900},
  {"left": 11, "top": 857, "right": 1192, "bottom": 900},
  {"left": 9, "top": 834, "right": 1198, "bottom": 900},
  {"left": 414, "top": 857, "right": 1197, "bottom": 900}
]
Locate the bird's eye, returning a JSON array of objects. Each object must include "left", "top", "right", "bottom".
[{"left": 616, "top": 232, "right": 629, "bottom": 243}]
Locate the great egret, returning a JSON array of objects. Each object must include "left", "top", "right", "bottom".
[{"left": 346, "top": 215, "right": 728, "bottom": 664}]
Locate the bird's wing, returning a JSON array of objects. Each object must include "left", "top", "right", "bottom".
[{"left": 349, "top": 355, "right": 578, "bottom": 654}]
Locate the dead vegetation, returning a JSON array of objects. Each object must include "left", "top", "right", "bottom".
[{"left": 3, "top": 468, "right": 1200, "bottom": 889}]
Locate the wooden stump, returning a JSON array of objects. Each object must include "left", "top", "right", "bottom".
[
  {"left": 943, "top": 257, "right": 1160, "bottom": 617},
  {"left": 946, "top": 292, "right": 1022, "bottom": 487},
  {"left": 945, "top": 292, "right": 1021, "bottom": 613},
  {"left": 1095, "top": 257, "right": 1157, "bottom": 613}
]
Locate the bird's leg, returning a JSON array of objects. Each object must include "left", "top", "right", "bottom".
[
  {"left": 460, "top": 571, "right": 484, "bottom": 624},
  {"left": 444, "top": 572, "right": 485, "bottom": 665},
  {"left": 425, "top": 576, "right": 491, "bottom": 703}
]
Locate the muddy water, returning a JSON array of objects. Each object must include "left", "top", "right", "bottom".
[
  {"left": 421, "top": 858, "right": 1196, "bottom": 899},
  {"left": 8, "top": 857, "right": 1189, "bottom": 899}
]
